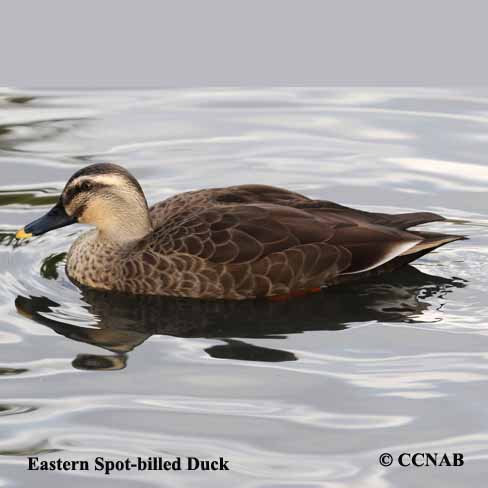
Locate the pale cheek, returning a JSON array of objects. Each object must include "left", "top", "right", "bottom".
[{"left": 80, "top": 204, "right": 103, "bottom": 226}]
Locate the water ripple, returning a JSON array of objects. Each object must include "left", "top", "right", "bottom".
[{"left": 2, "top": 87, "right": 488, "bottom": 487}]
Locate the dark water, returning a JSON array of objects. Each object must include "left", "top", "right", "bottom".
[{"left": 0, "top": 88, "right": 487, "bottom": 487}]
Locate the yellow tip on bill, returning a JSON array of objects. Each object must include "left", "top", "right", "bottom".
[{"left": 16, "top": 228, "right": 33, "bottom": 239}]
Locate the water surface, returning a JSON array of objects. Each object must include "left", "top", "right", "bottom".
[{"left": 1, "top": 88, "right": 487, "bottom": 487}]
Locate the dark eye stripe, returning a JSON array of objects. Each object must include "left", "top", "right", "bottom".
[{"left": 63, "top": 181, "right": 107, "bottom": 206}]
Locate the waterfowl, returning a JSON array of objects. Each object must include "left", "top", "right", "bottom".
[{"left": 16, "top": 163, "right": 462, "bottom": 300}]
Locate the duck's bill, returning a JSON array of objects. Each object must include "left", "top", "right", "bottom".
[{"left": 16, "top": 203, "right": 76, "bottom": 239}]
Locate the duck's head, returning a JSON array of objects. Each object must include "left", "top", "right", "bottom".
[{"left": 16, "top": 163, "right": 152, "bottom": 244}]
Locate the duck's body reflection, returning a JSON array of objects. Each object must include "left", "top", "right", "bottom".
[{"left": 15, "top": 265, "right": 466, "bottom": 371}]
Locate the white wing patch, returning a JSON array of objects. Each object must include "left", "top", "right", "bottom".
[{"left": 342, "top": 239, "right": 421, "bottom": 274}]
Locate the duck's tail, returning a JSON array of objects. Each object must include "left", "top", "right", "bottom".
[
  {"left": 332, "top": 231, "right": 464, "bottom": 286},
  {"left": 370, "top": 210, "right": 465, "bottom": 263},
  {"left": 399, "top": 231, "right": 465, "bottom": 259}
]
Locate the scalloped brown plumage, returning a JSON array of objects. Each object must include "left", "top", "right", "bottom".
[{"left": 64, "top": 176, "right": 462, "bottom": 299}]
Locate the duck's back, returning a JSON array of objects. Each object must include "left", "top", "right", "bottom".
[{"left": 148, "top": 184, "right": 317, "bottom": 227}]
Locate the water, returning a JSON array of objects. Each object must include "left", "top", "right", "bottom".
[{"left": 0, "top": 87, "right": 487, "bottom": 487}]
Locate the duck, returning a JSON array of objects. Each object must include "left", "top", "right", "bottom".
[{"left": 16, "top": 163, "right": 463, "bottom": 300}]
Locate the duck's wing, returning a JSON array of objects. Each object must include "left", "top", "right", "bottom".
[
  {"left": 301, "top": 202, "right": 445, "bottom": 230},
  {"left": 206, "top": 184, "right": 447, "bottom": 230},
  {"left": 143, "top": 203, "right": 423, "bottom": 276},
  {"left": 147, "top": 204, "right": 335, "bottom": 264},
  {"left": 151, "top": 184, "right": 445, "bottom": 231}
]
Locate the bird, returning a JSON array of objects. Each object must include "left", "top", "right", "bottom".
[{"left": 16, "top": 162, "right": 463, "bottom": 300}]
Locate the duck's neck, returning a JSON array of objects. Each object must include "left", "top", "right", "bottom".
[
  {"left": 90, "top": 199, "right": 153, "bottom": 246},
  {"left": 98, "top": 213, "right": 152, "bottom": 245}
]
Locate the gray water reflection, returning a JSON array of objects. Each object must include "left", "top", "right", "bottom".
[{"left": 14, "top": 265, "right": 466, "bottom": 370}]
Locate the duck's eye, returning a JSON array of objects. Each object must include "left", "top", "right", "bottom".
[{"left": 80, "top": 181, "right": 92, "bottom": 192}]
